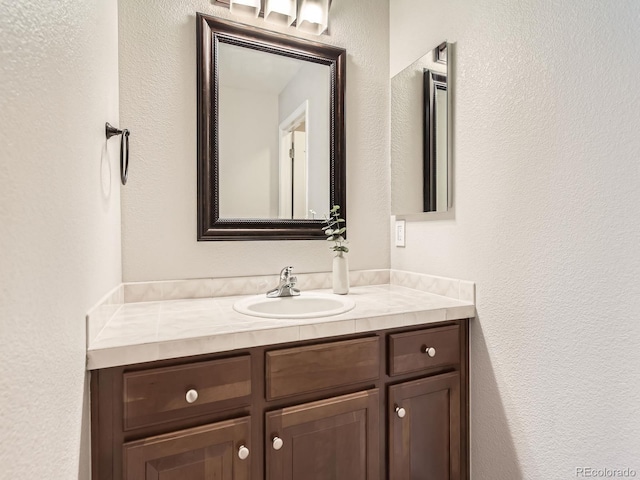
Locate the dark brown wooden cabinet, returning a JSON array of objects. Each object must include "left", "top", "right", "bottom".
[
  {"left": 389, "top": 372, "right": 461, "bottom": 480},
  {"left": 388, "top": 325, "right": 460, "bottom": 376},
  {"left": 266, "top": 390, "right": 379, "bottom": 480},
  {"left": 123, "top": 356, "right": 252, "bottom": 431},
  {"left": 92, "top": 320, "right": 469, "bottom": 480},
  {"left": 123, "top": 417, "right": 251, "bottom": 480},
  {"left": 265, "top": 337, "right": 379, "bottom": 400}
]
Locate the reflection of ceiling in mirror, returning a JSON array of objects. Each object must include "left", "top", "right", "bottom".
[
  {"left": 391, "top": 48, "right": 445, "bottom": 81},
  {"left": 219, "top": 43, "right": 305, "bottom": 94}
]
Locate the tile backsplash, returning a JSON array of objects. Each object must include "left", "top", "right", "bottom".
[
  {"left": 123, "top": 269, "right": 391, "bottom": 303},
  {"left": 390, "top": 270, "right": 476, "bottom": 303},
  {"left": 85, "top": 283, "right": 124, "bottom": 347}
]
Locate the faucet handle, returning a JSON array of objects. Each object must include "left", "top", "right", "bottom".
[{"left": 280, "top": 266, "right": 294, "bottom": 279}]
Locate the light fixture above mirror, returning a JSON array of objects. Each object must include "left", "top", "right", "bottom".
[
  {"left": 265, "top": 0, "right": 297, "bottom": 26},
  {"left": 229, "top": 0, "right": 261, "bottom": 17},
  {"left": 297, "top": 0, "right": 329, "bottom": 35},
  {"left": 216, "top": 0, "right": 332, "bottom": 35}
]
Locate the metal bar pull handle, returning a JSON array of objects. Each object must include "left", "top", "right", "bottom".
[{"left": 105, "top": 122, "right": 130, "bottom": 186}]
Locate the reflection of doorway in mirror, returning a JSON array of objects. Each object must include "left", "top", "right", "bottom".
[
  {"left": 435, "top": 87, "right": 448, "bottom": 211},
  {"left": 279, "top": 102, "right": 309, "bottom": 219}
]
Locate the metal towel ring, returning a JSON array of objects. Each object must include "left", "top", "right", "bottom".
[{"left": 105, "top": 122, "right": 130, "bottom": 185}]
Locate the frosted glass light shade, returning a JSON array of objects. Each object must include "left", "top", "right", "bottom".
[
  {"left": 297, "top": 0, "right": 329, "bottom": 35},
  {"left": 265, "top": 0, "right": 296, "bottom": 26},
  {"left": 229, "top": 0, "right": 261, "bottom": 18}
]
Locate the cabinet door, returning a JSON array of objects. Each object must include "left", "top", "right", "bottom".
[
  {"left": 389, "top": 372, "right": 461, "bottom": 480},
  {"left": 123, "top": 416, "right": 251, "bottom": 480},
  {"left": 266, "top": 389, "right": 379, "bottom": 480}
]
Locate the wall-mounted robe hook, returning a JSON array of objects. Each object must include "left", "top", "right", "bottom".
[{"left": 105, "top": 122, "right": 130, "bottom": 185}]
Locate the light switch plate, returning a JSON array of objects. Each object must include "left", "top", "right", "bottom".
[{"left": 395, "top": 220, "right": 406, "bottom": 247}]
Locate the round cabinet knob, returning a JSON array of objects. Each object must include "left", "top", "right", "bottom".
[
  {"left": 422, "top": 346, "right": 436, "bottom": 358},
  {"left": 185, "top": 389, "right": 199, "bottom": 404},
  {"left": 272, "top": 436, "right": 284, "bottom": 450},
  {"left": 238, "top": 445, "right": 250, "bottom": 460},
  {"left": 395, "top": 406, "right": 406, "bottom": 418}
]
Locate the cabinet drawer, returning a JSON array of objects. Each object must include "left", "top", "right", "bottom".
[
  {"left": 389, "top": 325, "right": 460, "bottom": 376},
  {"left": 266, "top": 337, "right": 379, "bottom": 400},
  {"left": 123, "top": 356, "right": 251, "bottom": 431}
]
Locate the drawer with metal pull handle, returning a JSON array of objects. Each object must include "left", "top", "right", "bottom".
[
  {"left": 123, "top": 355, "right": 251, "bottom": 430},
  {"left": 388, "top": 325, "right": 460, "bottom": 376}
]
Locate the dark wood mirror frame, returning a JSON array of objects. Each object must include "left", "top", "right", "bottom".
[{"left": 196, "top": 13, "right": 346, "bottom": 241}]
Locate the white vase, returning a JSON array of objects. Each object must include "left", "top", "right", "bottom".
[{"left": 332, "top": 252, "right": 349, "bottom": 295}]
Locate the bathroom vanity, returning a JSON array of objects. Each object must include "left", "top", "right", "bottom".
[{"left": 88, "top": 271, "right": 474, "bottom": 479}]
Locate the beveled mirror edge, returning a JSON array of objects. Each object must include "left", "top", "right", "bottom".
[{"left": 196, "top": 13, "right": 346, "bottom": 241}]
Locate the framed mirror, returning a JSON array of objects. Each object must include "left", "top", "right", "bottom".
[
  {"left": 197, "top": 14, "right": 346, "bottom": 240},
  {"left": 391, "top": 41, "right": 451, "bottom": 215}
]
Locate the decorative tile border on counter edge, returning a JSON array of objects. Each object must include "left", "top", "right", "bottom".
[
  {"left": 122, "top": 269, "right": 391, "bottom": 303},
  {"left": 390, "top": 269, "right": 476, "bottom": 303},
  {"left": 85, "top": 283, "right": 124, "bottom": 348}
]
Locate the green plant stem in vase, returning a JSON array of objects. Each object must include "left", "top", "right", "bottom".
[{"left": 323, "top": 205, "right": 349, "bottom": 294}]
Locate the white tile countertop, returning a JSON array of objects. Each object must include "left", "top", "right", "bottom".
[{"left": 86, "top": 270, "right": 475, "bottom": 370}]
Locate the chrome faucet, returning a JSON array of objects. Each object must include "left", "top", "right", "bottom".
[{"left": 266, "top": 266, "right": 300, "bottom": 298}]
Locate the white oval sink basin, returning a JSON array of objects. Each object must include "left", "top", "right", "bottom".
[{"left": 233, "top": 292, "right": 355, "bottom": 319}]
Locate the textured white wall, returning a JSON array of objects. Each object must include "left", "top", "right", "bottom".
[
  {"left": 119, "top": 0, "right": 390, "bottom": 281},
  {"left": 0, "top": 2, "right": 121, "bottom": 479},
  {"left": 391, "top": 0, "right": 640, "bottom": 478}
]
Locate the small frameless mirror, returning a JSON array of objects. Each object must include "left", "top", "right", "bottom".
[{"left": 391, "top": 41, "right": 451, "bottom": 215}]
